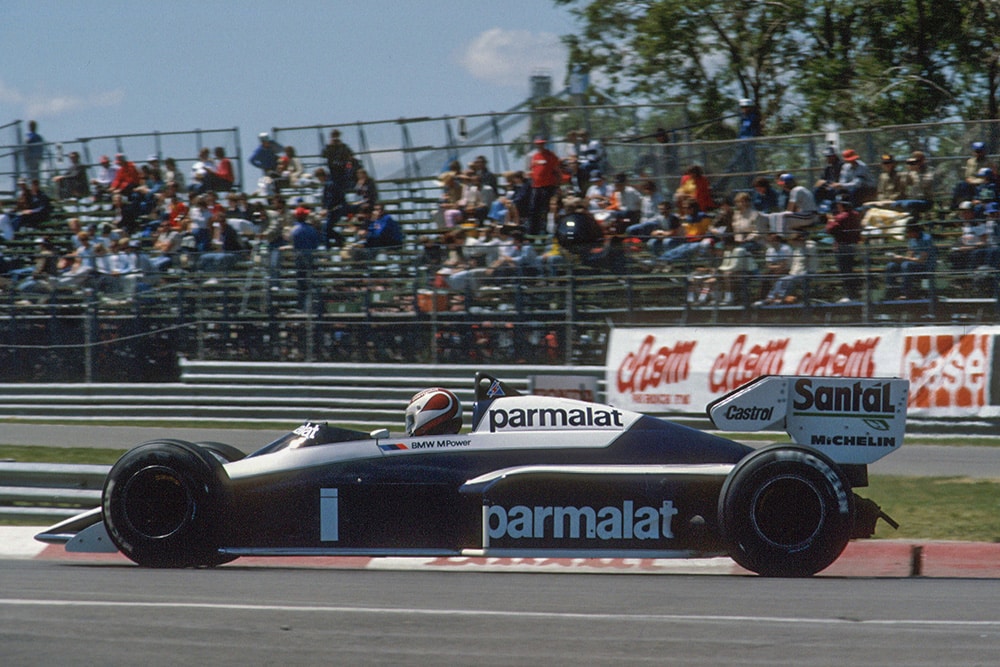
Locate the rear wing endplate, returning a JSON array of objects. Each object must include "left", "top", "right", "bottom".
[{"left": 707, "top": 375, "right": 910, "bottom": 465}]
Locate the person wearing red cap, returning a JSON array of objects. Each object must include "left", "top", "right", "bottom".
[
  {"left": 527, "top": 137, "right": 562, "bottom": 236},
  {"left": 831, "top": 148, "right": 874, "bottom": 206}
]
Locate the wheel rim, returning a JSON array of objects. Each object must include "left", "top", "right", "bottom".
[
  {"left": 749, "top": 474, "right": 824, "bottom": 549},
  {"left": 121, "top": 465, "right": 193, "bottom": 539}
]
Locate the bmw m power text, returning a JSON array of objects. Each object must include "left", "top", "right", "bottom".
[{"left": 38, "top": 373, "right": 908, "bottom": 576}]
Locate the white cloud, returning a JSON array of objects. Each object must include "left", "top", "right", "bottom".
[
  {"left": 459, "top": 28, "right": 567, "bottom": 88},
  {"left": 0, "top": 79, "right": 123, "bottom": 119}
]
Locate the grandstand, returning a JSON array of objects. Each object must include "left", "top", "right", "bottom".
[{"left": 2, "top": 104, "right": 1000, "bottom": 383}]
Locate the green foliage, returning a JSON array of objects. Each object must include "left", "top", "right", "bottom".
[{"left": 554, "top": 0, "right": 993, "bottom": 133}]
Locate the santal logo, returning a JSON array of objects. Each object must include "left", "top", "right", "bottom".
[{"left": 487, "top": 500, "right": 678, "bottom": 541}]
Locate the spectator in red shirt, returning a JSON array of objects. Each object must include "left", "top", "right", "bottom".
[
  {"left": 528, "top": 136, "right": 562, "bottom": 236},
  {"left": 212, "top": 147, "right": 235, "bottom": 190},
  {"left": 109, "top": 153, "right": 141, "bottom": 197}
]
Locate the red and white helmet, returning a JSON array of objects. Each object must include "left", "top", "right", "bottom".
[{"left": 405, "top": 387, "right": 462, "bottom": 436}]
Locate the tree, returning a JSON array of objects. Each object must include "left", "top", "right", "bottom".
[{"left": 554, "top": 0, "right": 977, "bottom": 134}]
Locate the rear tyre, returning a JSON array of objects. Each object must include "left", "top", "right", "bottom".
[
  {"left": 103, "top": 440, "right": 235, "bottom": 567},
  {"left": 718, "top": 445, "right": 853, "bottom": 577}
]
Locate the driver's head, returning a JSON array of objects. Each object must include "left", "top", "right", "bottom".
[{"left": 405, "top": 388, "right": 462, "bottom": 436}]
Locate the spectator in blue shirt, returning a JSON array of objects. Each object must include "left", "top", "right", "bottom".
[
  {"left": 360, "top": 204, "right": 403, "bottom": 254},
  {"left": 288, "top": 206, "right": 321, "bottom": 310}
]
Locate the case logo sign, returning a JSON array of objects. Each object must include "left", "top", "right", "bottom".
[
  {"left": 486, "top": 500, "right": 678, "bottom": 542},
  {"left": 488, "top": 406, "right": 625, "bottom": 433}
]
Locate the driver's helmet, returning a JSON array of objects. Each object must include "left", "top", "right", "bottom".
[{"left": 405, "top": 387, "right": 462, "bottom": 436}]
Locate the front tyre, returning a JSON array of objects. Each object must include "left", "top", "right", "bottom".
[
  {"left": 718, "top": 445, "right": 853, "bottom": 577},
  {"left": 103, "top": 440, "right": 234, "bottom": 567}
]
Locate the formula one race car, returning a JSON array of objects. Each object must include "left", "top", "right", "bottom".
[{"left": 37, "top": 373, "right": 907, "bottom": 576}]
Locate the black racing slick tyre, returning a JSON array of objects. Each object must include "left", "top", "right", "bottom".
[
  {"left": 718, "top": 445, "right": 854, "bottom": 577},
  {"left": 102, "top": 440, "right": 235, "bottom": 568}
]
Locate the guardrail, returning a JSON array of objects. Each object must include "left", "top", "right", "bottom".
[{"left": 0, "top": 462, "right": 108, "bottom": 523}]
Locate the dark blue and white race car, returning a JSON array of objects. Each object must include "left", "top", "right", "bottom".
[{"left": 37, "top": 372, "right": 907, "bottom": 576}]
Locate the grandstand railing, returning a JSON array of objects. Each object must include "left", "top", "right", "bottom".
[{"left": 0, "top": 122, "right": 243, "bottom": 196}]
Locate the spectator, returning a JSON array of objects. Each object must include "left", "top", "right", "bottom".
[
  {"left": 674, "top": 164, "right": 713, "bottom": 212},
  {"left": 718, "top": 98, "right": 761, "bottom": 189},
  {"left": 90, "top": 155, "right": 117, "bottom": 201},
  {"left": 833, "top": 149, "right": 875, "bottom": 206},
  {"left": 354, "top": 203, "right": 403, "bottom": 260},
  {"left": 262, "top": 195, "right": 292, "bottom": 288},
  {"left": 873, "top": 154, "right": 908, "bottom": 204},
  {"left": 503, "top": 170, "right": 531, "bottom": 225},
  {"left": 576, "top": 128, "right": 606, "bottom": 182},
  {"left": 24, "top": 120, "right": 44, "bottom": 182},
  {"left": 109, "top": 153, "right": 141, "bottom": 197},
  {"left": 973, "top": 167, "right": 998, "bottom": 206},
  {"left": 751, "top": 176, "right": 780, "bottom": 213},
  {"left": 459, "top": 170, "right": 490, "bottom": 223},
  {"left": 94, "top": 237, "right": 137, "bottom": 295},
  {"left": 322, "top": 129, "right": 357, "bottom": 192},
  {"left": 756, "top": 229, "right": 818, "bottom": 305},
  {"left": 884, "top": 222, "right": 938, "bottom": 300},
  {"left": 609, "top": 172, "right": 642, "bottom": 227},
  {"left": 584, "top": 171, "right": 612, "bottom": 214},
  {"left": 250, "top": 132, "right": 283, "bottom": 195},
  {"left": 769, "top": 173, "right": 818, "bottom": 234},
  {"left": 730, "top": 191, "right": 769, "bottom": 252},
  {"left": 212, "top": 147, "right": 235, "bottom": 191},
  {"left": 250, "top": 132, "right": 282, "bottom": 176},
  {"left": 626, "top": 197, "right": 675, "bottom": 240},
  {"left": 109, "top": 192, "right": 140, "bottom": 237},
  {"left": 658, "top": 199, "right": 713, "bottom": 266},
  {"left": 316, "top": 167, "right": 347, "bottom": 247},
  {"left": 715, "top": 233, "right": 758, "bottom": 305},
  {"left": 12, "top": 178, "right": 52, "bottom": 231},
  {"left": 150, "top": 217, "right": 184, "bottom": 272},
  {"left": 900, "top": 150, "right": 935, "bottom": 210},
  {"left": 528, "top": 136, "right": 562, "bottom": 236},
  {"left": 487, "top": 227, "right": 542, "bottom": 281},
  {"left": 689, "top": 234, "right": 757, "bottom": 306},
  {"left": 198, "top": 207, "right": 244, "bottom": 274},
  {"left": 15, "top": 236, "right": 60, "bottom": 300},
  {"left": 636, "top": 179, "right": 662, "bottom": 226},
  {"left": 287, "top": 206, "right": 321, "bottom": 310},
  {"left": 162, "top": 157, "right": 185, "bottom": 192},
  {"left": 813, "top": 145, "right": 842, "bottom": 208},
  {"left": 189, "top": 147, "right": 215, "bottom": 194},
  {"left": 277, "top": 145, "right": 305, "bottom": 189},
  {"left": 53, "top": 151, "right": 90, "bottom": 200},
  {"left": 470, "top": 155, "right": 499, "bottom": 193},
  {"left": 0, "top": 200, "right": 13, "bottom": 241},
  {"left": 353, "top": 167, "right": 379, "bottom": 212},
  {"left": 826, "top": 196, "right": 863, "bottom": 301},
  {"left": 953, "top": 141, "right": 995, "bottom": 207},
  {"left": 948, "top": 200, "right": 994, "bottom": 275}
]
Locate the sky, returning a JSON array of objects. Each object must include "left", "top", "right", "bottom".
[{"left": 1, "top": 0, "right": 578, "bottom": 174}]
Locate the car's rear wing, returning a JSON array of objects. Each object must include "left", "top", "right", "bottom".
[{"left": 706, "top": 375, "right": 909, "bottom": 465}]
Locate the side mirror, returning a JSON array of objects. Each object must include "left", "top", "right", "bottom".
[{"left": 369, "top": 428, "right": 390, "bottom": 440}]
